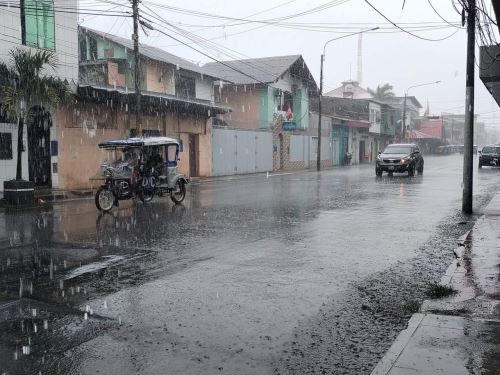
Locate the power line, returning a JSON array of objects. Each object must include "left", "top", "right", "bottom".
[
  {"left": 140, "top": 5, "right": 318, "bottom": 86},
  {"left": 142, "top": 0, "right": 351, "bottom": 26},
  {"left": 144, "top": 25, "right": 273, "bottom": 87},
  {"left": 364, "top": 0, "right": 461, "bottom": 41},
  {"left": 0, "top": 3, "right": 131, "bottom": 17},
  {"left": 184, "top": 0, "right": 300, "bottom": 33},
  {"left": 427, "top": 0, "right": 463, "bottom": 28}
]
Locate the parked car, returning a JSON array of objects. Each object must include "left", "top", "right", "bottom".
[
  {"left": 458, "top": 145, "right": 478, "bottom": 155},
  {"left": 478, "top": 145, "right": 500, "bottom": 168},
  {"left": 375, "top": 143, "right": 424, "bottom": 177}
]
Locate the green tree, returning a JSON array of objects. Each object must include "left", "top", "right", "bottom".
[
  {"left": 367, "top": 83, "right": 395, "bottom": 100},
  {"left": 0, "top": 48, "right": 72, "bottom": 180}
]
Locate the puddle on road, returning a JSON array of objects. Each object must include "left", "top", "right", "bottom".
[
  {"left": 63, "top": 255, "right": 126, "bottom": 280},
  {"left": 0, "top": 240, "right": 155, "bottom": 375}
]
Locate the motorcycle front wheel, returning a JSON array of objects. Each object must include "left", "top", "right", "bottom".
[
  {"left": 139, "top": 189, "right": 155, "bottom": 203},
  {"left": 95, "top": 187, "right": 115, "bottom": 212}
]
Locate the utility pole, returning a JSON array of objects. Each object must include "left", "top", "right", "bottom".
[
  {"left": 462, "top": 0, "right": 476, "bottom": 214},
  {"left": 402, "top": 94, "right": 407, "bottom": 141},
  {"left": 451, "top": 118, "right": 454, "bottom": 144},
  {"left": 132, "top": 0, "right": 142, "bottom": 136},
  {"left": 317, "top": 54, "right": 324, "bottom": 171},
  {"left": 316, "top": 27, "right": 379, "bottom": 171}
]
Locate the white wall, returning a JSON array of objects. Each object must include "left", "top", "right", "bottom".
[
  {"left": 0, "top": 0, "right": 77, "bottom": 189},
  {"left": 273, "top": 71, "right": 293, "bottom": 93},
  {"left": 0, "top": 0, "right": 78, "bottom": 82},
  {"left": 309, "top": 112, "right": 333, "bottom": 132},
  {"left": 369, "top": 102, "right": 381, "bottom": 134},
  {"left": 350, "top": 128, "right": 359, "bottom": 164},
  {"left": 0, "top": 123, "right": 29, "bottom": 191},
  {"left": 309, "top": 136, "right": 331, "bottom": 162},
  {"left": 196, "top": 75, "right": 214, "bottom": 102}
]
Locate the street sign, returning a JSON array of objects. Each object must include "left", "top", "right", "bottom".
[{"left": 282, "top": 121, "right": 297, "bottom": 131}]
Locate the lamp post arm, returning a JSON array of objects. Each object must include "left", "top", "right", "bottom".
[
  {"left": 322, "top": 27, "right": 379, "bottom": 55},
  {"left": 402, "top": 81, "right": 440, "bottom": 141}
]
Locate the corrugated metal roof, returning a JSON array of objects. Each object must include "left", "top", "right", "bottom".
[
  {"left": 80, "top": 27, "right": 218, "bottom": 79},
  {"left": 78, "top": 85, "right": 230, "bottom": 115},
  {"left": 202, "top": 55, "right": 302, "bottom": 85}
]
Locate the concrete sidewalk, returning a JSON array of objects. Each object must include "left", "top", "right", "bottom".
[{"left": 371, "top": 193, "right": 500, "bottom": 375}]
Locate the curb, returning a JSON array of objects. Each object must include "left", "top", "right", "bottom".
[
  {"left": 438, "top": 229, "right": 471, "bottom": 287},
  {"left": 371, "top": 229, "right": 474, "bottom": 375},
  {"left": 370, "top": 313, "right": 426, "bottom": 375}
]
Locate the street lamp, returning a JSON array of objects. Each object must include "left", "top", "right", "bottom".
[
  {"left": 316, "top": 27, "right": 379, "bottom": 171},
  {"left": 402, "top": 80, "right": 441, "bottom": 140}
]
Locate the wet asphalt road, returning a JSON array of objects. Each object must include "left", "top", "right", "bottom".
[{"left": 1, "top": 154, "right": 499, "bottom": 375}]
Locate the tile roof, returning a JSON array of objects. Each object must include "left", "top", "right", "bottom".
[{"left": 202, "top": 55, "right": 303, "bottom": 85}]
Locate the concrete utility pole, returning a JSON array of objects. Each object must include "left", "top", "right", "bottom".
[
  {"left": 317, "top": 54, "right": 324, "bottom": 171},
  {"left": 132, "top": 0, "right": 142, "bottom": 136},
  {"left": 317, "top": 27, "right": 378, "bottom": 171},
  {"left": 402, "top": 94, "right": 407, "bottom": 141},
  {"left": 357, "top": 34, "right": 363, "bottom": 85},
  {"left": 462, "top": 0, "right": 476, "bottom": 214}
]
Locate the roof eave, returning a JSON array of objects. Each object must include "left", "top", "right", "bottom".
[{"left": 77, "top": 85, "right": 231, "bottom": 115}]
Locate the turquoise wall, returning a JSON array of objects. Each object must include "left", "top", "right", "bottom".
[
  {"left": 258, "top": 83, "right": 310, "bottom": 129},
  {"left": 332, "top": 124, "right": 349, "bottom": 163},
  {"left": 259, "top": 87, "right": 275, "bottom": 128},
  {"left": 96, "top": 38, "right": 128, "bottom": 60},
  {"left": 293, "top": 85, "right": 309, "bottom": 129}
]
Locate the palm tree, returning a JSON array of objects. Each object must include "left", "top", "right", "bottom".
[
  {"left": 0, "top": 48, "right": 72, "bottom": 181},
  {"left": 367, "top": 83, "right": 395, "bottom": 101}
]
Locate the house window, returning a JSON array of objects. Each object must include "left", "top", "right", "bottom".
[
  {"left": 79, "top": 35, "right": 87, "bottom": 61},
  {"left": 21, "top": 0, "right": 55, "bottom": 50},
  {"left": 117, "top": 62, "right": 126, "bottom": 75},
  {"left": 175, "top": 75, "right": 196, "bottom": 99},
  {"left": 278, "top": 92, "right": 293, "bottom": 112},
  {"left": 0, "top": 133, "right": 13, "bottom": 160},
  {"left": 89, "top": 37, "right": 98, "bottom": 60}
]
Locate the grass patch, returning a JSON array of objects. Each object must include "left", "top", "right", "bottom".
[
  {"left": 425, "top": 283, "right": 457, "bottom": 299},
  {"left": 428, "top": 308, "right": 469, "bottom": 316},
  {"left": 401, "top": 300, "right": 421, "bottom": 314}
]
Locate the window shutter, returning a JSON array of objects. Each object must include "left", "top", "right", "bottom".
[
  {"left": 23, "top": 0, "right": 55, "bottom": 50},
  {"left": 24, "top": 0, "right": 38, "bottom": 47}
]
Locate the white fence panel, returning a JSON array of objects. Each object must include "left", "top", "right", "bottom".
[
  {"left": 255, "top": 132, "right": 273, "bottom": 172},
  {"left": 212, "top": 127, "right": 273, "bottom": 176},
  {"left": 212, "top": 128, "right": 237, "bottom": 176}
]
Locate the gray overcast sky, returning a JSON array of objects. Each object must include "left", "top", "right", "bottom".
[{"left": 82, "top": 0, "right": 500, "bottom": 128}]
